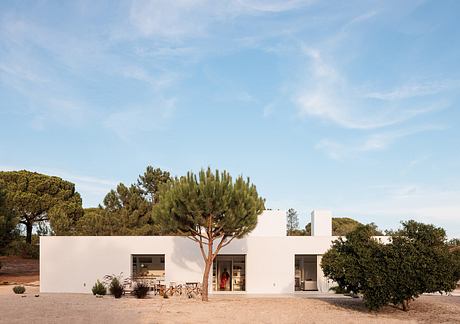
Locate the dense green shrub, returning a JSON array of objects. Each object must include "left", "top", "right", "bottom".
[
  {"left": 109, "top": 278, "right": 124, "bottom": 298},
  {"left": 91, "top": 280, "right": 106, "bottom": 295},
  {"left": 321, "top": 222, "right": 460, "bottom": 311},
  {"left": 104, "top": 274, "right": 128, "bottom": 298},
  {"left": 132, "top": 281, "right": 150, "bottom": 299},
  {"left": 13, "top": 285, "right": 26, "bottom": 294}
]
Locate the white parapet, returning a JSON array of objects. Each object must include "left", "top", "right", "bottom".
[
  {"left": 311, "top": 210, "right": 332, "bottom": 236},
  {"left": 247, "top": 210, "right": 287, "bottom": 237}
]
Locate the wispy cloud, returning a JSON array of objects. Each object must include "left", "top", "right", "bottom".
[
  {"left": 363, "top": 80, "right": 460, "bottom": 101},
  {"left": 103, "top": 98, "right": 177, "bottom": 142},
  {"left": 235, "top": 0, "right": 314, "bottom": 13},
  {"left": 127, "top": 0, "right": 315, "bottom": 40},
  {"left": 316, "top": 125, "right": 445, "bottom": 159},
  {"left": 294, "top": 48, "right": 451, "bottom": 130},
  {"left": 0, "top": 14, "right": 182, "bottom": 134}
]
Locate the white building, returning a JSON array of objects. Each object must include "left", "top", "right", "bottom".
[{"left": 40, "top": 210, "right": 341, "bottom": 294}]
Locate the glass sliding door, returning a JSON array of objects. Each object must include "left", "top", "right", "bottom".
[
  {"left": 213, "top": 255, "right": 246, "bottom": 292},
  {"left": 294, "top": 255, "right": 317, "bottom": 291}
]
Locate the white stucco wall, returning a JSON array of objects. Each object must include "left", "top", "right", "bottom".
[
  {"left": 40, "top": 236, "right": 205, "bottom": 293},
  {"left": 40, "top": 235, "right": 337, "bottom": 294},
  {"left": 311, "top": 210, "right": 332, "bottom": 236},
  {"left": 247, "top": 210, "right": 286, "bottom": 237}
]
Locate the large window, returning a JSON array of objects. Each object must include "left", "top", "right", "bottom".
[
  {"left": 295, "top": 255, "right": 317, "bottom": 291},
  {"left": 132, "top": 254, "right": 165, "bottom": 280},
  {"left": 213, "top": 255, "right": 246, "bottom": 292}
]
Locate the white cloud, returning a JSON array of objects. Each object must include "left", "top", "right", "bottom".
[
  {"left": 315, "top": 125, "right": 445, "bottom": 159},
  {"left": 363, "top": 80, "right": 460, "bottom": 101},
  {"left": 121, "top": 65, "right": 179, "bottom": 91},
  {"left": 127, "top": 0, "right": 315, "bottom": 40},
  {"left": 103, "top": 98, "right": 177, "bottom": 141},
  {"left": 294, "top": 48, "right": 450, "bottom": 130},
  {"left": 235, "top": 0, "right": 314, "bottom": 13}
]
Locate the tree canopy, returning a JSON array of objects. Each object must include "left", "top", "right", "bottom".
[
  {"left": 76, "top": 208, "right": 123, "bottom": 236},
  {"left": 0, "top": 170, "right": 83, "bottom": 243},
  {"left": 153, "top": 168, "right": 265, "bottom": 301},
  {"left": 305, "top": 217, "right": 382, "bottom": 236},
  {"left": 321, "top": 221, "right": 460, "bottom": 311},
  {"left": 85, "top": 166, "right": 171, "bottom": 236},
  {"left": 0, "top": 185, "right": 18, "bottom": 251}
]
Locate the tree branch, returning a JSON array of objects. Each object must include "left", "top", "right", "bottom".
[
  {"left": 198, "top": 233, "right": 208, "bottom": 262},
  {"left": 212, "top": 235, "right": 230, "bottom": 259},
  {"left": 186, "top": 225, "right": 209, "bottom": 241},
  {"left": 220, "top": 236, "right": 236, "bottom": 249}
]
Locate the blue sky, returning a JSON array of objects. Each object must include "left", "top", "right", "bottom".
[{"left": 1, "top": 0, "right": 459, "bottom": 237}]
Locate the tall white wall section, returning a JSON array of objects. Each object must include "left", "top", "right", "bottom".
[
  {"left": 247, "top": 210, "right": 286, "bottom": 237},
  {"left": 311, "top": 210, "right": 332, "bottom": 236}
]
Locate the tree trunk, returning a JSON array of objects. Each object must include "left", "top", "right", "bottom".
[
  {"left": 201, "top": 255, "right": 213, "bottom": 301},
  {"left": 402, "top": 299, "right": 410, "bottom": 311},
  {"left": 26, "top": 222, "right": 33, "bottom": 244}
]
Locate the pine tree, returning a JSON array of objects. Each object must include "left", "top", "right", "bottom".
[
  {"left": 0, "top": 171, "right": 83, "bottom": 243},
  {"left": 153, "top": 168, "right": 265, "bottom": 301},
  {"left": 286, "top": 208, "right": 299, "bottom": 235}
]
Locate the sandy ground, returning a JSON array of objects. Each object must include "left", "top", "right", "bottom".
[
  {"left": 0, "top": 285, "right": 459, "bottom": 324},
  {"left": 0, "top": 256, "right": 39, "bottom": 284}
]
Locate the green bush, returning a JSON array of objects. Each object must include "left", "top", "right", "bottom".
[
  {"left": 13, "top": 285, "right": 26, "bottom": 294},
  {"left": 91, "top": 280, "right": 106, "bottom": 295},
  {"left": 321, "top": 222, "right": 460, "bottom": 311},
  {"left": 132, "top": 281, "right": 150, "bottom": 299},
  {"left": 109, "top": 278, "right": 124, "bottom": 298}
]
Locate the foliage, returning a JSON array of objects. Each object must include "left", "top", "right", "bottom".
[
  {"left": 104, "top": 273, "right": 129, "bottom": 298},
  {"left": 305, "top": 217, "right": 382, "bottom": 236},
  {"left": 0, "top": 186, "right": 18, "bottom": 252},
  {"left": 91, "top": 280, "right": 107, "bottom": 295},
  {"left": 289, "top": 229, "right": 307, "bottom": 236},
  {"left": 0, "top": 171, "right": 83, "bottom": 243},
  {"left": 286, "top": 208, "right": 299, "bottom": 236},
  {"left": 13, "top": 285, "right": 26, "bottom": 294},
  {"left": 137, "top": 166, "right": 171, "bottom": 204},
  {"left": 5, "top": 239, "right": 39, "bottom": 259},
  {"left": 102, "top": 183, "right": 153, "bottom": 235},
  {"left": 132, "top": 281, "right": 150, "bottom": 299},
  {"left": 321, "top": 221, "right": 460, "bottom": 311},
  {"left": 76, "top": 208, "right": 123, "bottom": 235},
  {"left": 95, "top": 166, "right": 171, "bottom": 236},
  {"left": 153, "top": 168, "right": 265, "bottom": 301}
]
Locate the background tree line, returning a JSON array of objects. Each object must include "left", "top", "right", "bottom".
[{"left": 0, "top": 166, "right": 171, "bottom": 257}]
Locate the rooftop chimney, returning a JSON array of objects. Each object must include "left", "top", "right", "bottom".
[{"left": 311, "top": 210, "right": 332, "bottom": 236}]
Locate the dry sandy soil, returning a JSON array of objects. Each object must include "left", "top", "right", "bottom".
[
  {"left": 1, "top": 257, "right": 458, "bottom": 323},
  {"left": 0, "top": 285, "right": 459, "bottom": 324},
  {"left": 0, "top": 256, "right": 39, "bottom": 284}
]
